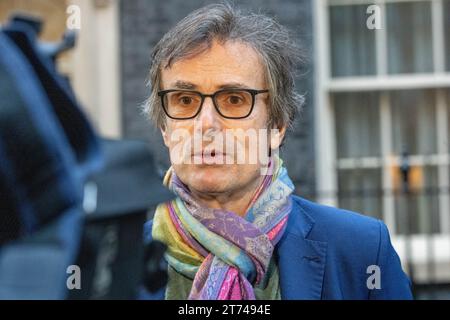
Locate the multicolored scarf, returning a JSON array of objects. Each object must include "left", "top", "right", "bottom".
[{"left": 152, "top": 156, "right": 294, "bottom": 300}]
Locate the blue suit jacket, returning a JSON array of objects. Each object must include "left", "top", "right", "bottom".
[{"left": 143, "top": 195, "right": 413, "bottom": 300}]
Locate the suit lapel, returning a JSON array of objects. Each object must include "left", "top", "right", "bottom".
[{"left": 277, "top": 197, "right": 328, "bottom": 300}]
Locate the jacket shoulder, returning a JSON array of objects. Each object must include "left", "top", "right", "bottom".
[
  {"left": 290, "top": 196, "right": 383, "bottom": 285},
  {"left": 292, "top": 195, "right": 382, "bottom": 245},
  {"left": 291, "top": 196, "right": 412, "bottom": 299}
]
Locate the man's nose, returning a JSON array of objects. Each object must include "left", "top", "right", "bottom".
[{"left": 195, "top": 96, "right": 221, "bottom": 130}]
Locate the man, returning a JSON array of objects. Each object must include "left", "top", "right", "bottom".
[{"left": 143, "top": 3, "right": 412, "bottom": 300}]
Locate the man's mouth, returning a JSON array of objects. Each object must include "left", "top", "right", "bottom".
[{"left": 192, "top": 149, "right": 229, "bottom": 164}]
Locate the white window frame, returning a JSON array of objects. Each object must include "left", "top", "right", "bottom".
[
  {"left": 313, "top": 0, "right": 450, "bottom": 279},
  {"left": 68, "top": 0, "right": 122, "bottom": 138}
]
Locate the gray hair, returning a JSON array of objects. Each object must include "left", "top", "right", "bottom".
[{"left": 144, "top": 2, "right": 305, "bottom": 130}]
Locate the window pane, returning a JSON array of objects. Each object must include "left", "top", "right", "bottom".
[
  {"left": 338, "top": 169, "right": 382, "bottom": 219},
  {"left": 386, "top": 1, "right": 433, "bottom": 74},
  {"left": 334, "top": 92, "right": 380, "bottom": 158},
  {"left": 394, "top": 165, "right": 439, "bottom": 235},
  {"left": 445, "top": 0, "right": 450, "bottom": 71},
  {"left": 329, "top": 5, "right": 376, "bottom": 77},
  {"left": 391, "top": 90, "right": 436, "bottom": 155}
]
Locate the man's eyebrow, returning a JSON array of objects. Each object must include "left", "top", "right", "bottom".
[
  {"left": 217, "top": 82, "right": 251, "bottom": 90},
  {"left": 169, "top": 81, "right": 252, "bottom": 90},
  {"left": 172, "top": 81, "right": 197, "bottom": 89}
]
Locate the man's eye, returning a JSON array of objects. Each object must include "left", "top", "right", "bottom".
[
  {"left": 228, "top": 95, "right": 243, "bottom": 104},
  {"left": 179, "top": 96, "right": 194, "bottom": 105}
]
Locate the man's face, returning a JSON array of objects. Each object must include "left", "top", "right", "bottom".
[{"left": 160, "top": 40, "right": 284, "bottom": 197}]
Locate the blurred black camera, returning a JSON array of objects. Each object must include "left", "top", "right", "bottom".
[{"left": 0, "top": 14, "right": 170, "bottom": 299}]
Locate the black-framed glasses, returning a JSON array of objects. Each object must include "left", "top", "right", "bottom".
[{"left": 158, "top": 89, "right": 269, "bottom": 120}]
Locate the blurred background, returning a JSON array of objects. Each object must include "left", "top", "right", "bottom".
[{"left": 1, "top": 0, "right": 449, "bottom": 299}]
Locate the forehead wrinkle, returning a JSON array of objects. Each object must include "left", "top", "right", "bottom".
[{"left": 161, "top": 41, "right": 266, "bottom": 91}]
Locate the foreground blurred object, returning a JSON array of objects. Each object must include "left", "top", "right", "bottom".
[
  {"left": 69, "top": 139, "right": 170, "bottom": 299},
  {"left": 0, "top": 14, "right": 101, "bottom": 299},
  {"left": 0, "top": 14, "right": 171, "bottom": 299}
]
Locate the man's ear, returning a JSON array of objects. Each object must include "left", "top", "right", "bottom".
[
  {"left": 270, "top": 123, "right": 287, "bottom": 150},
  {"left": 161, "top": 126, "right": 170, "bottom": 147}
]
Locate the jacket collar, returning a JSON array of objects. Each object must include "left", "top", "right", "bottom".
[{"left": 276, "top": 196, "right": 328, "bottom": 300}]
